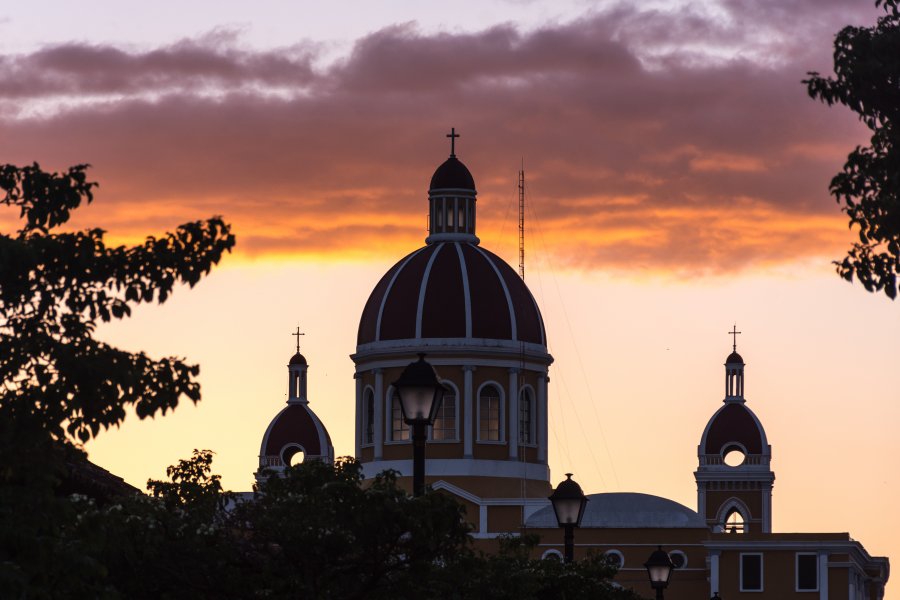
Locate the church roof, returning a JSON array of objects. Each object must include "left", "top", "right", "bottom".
[
  {"left": 430, "top": 156, "right": 475, "bottom": 191},
  {"left": 356, "top": 242, "right": 546, "bottom": 346},
  {"left": 527, "top": 492, "right": 707, "bottom": 529},
  {"left": 288, "top": 351, "right": 307, "bottom": 366}
]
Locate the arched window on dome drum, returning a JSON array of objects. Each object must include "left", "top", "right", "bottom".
[
  {"left": 724, "top": 508, "right": 745, "bottom": 534},
  {"left": 479, "top": 384, "right": 501, "bottom": 442},
  {"left": 431, "top": 385, "right": 457, "bottom": 441},
  {"left": 390, "top": 391, "right": 410, "bottom": 442},
  {"left": 363, "top": 389, "right": 375, "bottom": 445},
  {"left": 519, "top": 388, "right": 533, "bottom": 445}
]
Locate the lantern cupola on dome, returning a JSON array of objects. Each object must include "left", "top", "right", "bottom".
[
  {"left": 724, "top": 325, "right": 745, "bottom": 402},
  {"left": 426, "top": 127, "right": 479, "bottom": 245}
]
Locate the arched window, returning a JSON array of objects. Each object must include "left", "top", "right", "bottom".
[
  {"left": 479, "top": 384, "right": 501, "bottom": 441},
  {"left": 363, "top": 389, "right": 375, "bottom": 445},
  {"left": 431, "top": 383, "right": 457, "bottom": 441},
  {"left": 390, "top": 391, "right": 409, "bottom": 442},
  {"left": 725, "top": 508, "right": 745, "bottom": 533},
  {"left": 519, "top": 388, "right": 534, "bottom": 445}
]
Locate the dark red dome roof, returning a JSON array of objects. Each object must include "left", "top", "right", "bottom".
[
  {"left": 260, "top": 404, "right": 332, "bottom": 459},
  {"left": 701, "top": 403, "right": 766, "bottom": 455},
  {"left": 289, "top": 352, "right": 307, "bottom": 366},
  {"left": 430, "top": 157, "right": 475, "bottom": 190},
  {"left": 357, "top": 242, "right": 546, "bottom": 346}
]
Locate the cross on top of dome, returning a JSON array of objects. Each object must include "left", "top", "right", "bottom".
[
  {"left": 446, "top": 127, "right": 460, "bottom": 157},
  {"left": 729, "top": 324, "right": 741, "bottom": 352},
  {"left": 293, "top": 325, "right": 305, "bottom": 353}
]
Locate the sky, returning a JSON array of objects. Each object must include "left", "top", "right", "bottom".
[{"left": 2, "top": 0, "right": 898, "bottom": 592}]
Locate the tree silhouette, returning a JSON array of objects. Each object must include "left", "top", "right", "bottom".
[
  {"left": 805, "top": 0, "right": 900, "bottom": 299},
  {"left": 0, "top": 163, "right": 235, "bottom": 449},
  {"left": 0, "top": 163, "right": 234, "bottom": 596}
]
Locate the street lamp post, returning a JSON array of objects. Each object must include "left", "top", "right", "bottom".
[
  {"left": 548, "top": 473, "right": 588, "bottom": 563},
  {"left": 643, "top": 546, "right": 674, "bottom": 600},
  {"left": 392, "top": 353, "right": 446, "bottom": 497}
]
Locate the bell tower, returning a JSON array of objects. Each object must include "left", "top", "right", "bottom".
[{"left": 694, "top": 330, "right": 774, "bottom": 533}]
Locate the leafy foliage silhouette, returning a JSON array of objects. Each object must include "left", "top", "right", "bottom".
[
  {"left": 0, "top": 162, "right": 235, "bottom": 446},
  {"left": 805, "top": 0, "right": 900, "bottom": 299},
  {"left": 0, "top": 162, "right": 234, "bottom": 597}
]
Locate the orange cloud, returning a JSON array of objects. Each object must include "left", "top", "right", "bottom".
[{"left": 0, "top": 3, "right": 871, "bottom": 275}]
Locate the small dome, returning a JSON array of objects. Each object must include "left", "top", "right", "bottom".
[
  {"left": 289, "top": 352, "right": 307, "bottom": 366},
  {"left": 430, "top": 156, "right": 475, "bottom": 191},
  {"left": 259, "top": 404, "right": 333, "bottom": 466},
  {"left": 357, "top": 242, "right": 546, "bottom": 346},
  {"left": 726, "top": 351, "right": 744, "bottom": 364},
  {"left": 700, "top": 403, "right": 768, "bottom": 455},
  {"left": 527, "top": 493, "right": 706, "bottom": 529}
]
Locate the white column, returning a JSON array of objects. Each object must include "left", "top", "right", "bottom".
[
  {"left": 819, "top": 552, "right": 829, "bottom": 600},
  {"left": 354, "top": 373, "right": 362, "bottom": 458},
  {"left": 374, "top": 369, "right": 384, "bottom": 460},
  {"left": 697, "top": 480, "right": 707, "bottom": 522},
  {"left": 710, "top": 551, "right": 720, "bottom": 596},
  {"left": 537, "top": 373, "right": 548, "bottom": 462},
  {"left": 463, "top": 365, "right": 475, "bottom": 457},
  {"left": 508, "top": 368, "right": 519, "bottom": 458}
]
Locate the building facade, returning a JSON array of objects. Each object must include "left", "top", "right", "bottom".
[{"left": 262, "top": 135, "right": 890, "bottom": 599}]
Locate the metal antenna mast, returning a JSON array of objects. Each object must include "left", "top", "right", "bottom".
[{"left": 518, "top": 160, "right": 525, "bottom": 280}]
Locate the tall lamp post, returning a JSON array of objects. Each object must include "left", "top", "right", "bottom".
[
  {"left": 643, "top": 546, "right": 674, "bottom": 600},
  {"left": 392, "top": 353, "right": 446, "bottom": 497},
  {"left": 548, "top": 473, "right": 588, "bottom": 563}
]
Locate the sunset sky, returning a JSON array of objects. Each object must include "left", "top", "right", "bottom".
[{"left": 2, "top": 0, "right": 898, "bottom": 591}]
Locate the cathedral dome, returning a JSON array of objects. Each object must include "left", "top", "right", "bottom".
[
  {"left": 356, "top": 241, "right": 546, "bottom": 347},
  {"left": 430, "top": 156, "right": 475, "bottom": 191},
  {"left": 289, "top": 351, "right": 307, "bottom": 366}
]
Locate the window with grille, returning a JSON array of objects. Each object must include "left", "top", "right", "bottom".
[
  {"left": 390, "top": 392, "right": 409, "bottom": 441},
  {"left": 479, "top": 385, "right": 501, "bottom": 441},
  {"left": 519, "top": 388, "right": 533, "bottom": 444},
  {"left": 432, "top": 389, "right": 457, "bottom": 441}
]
